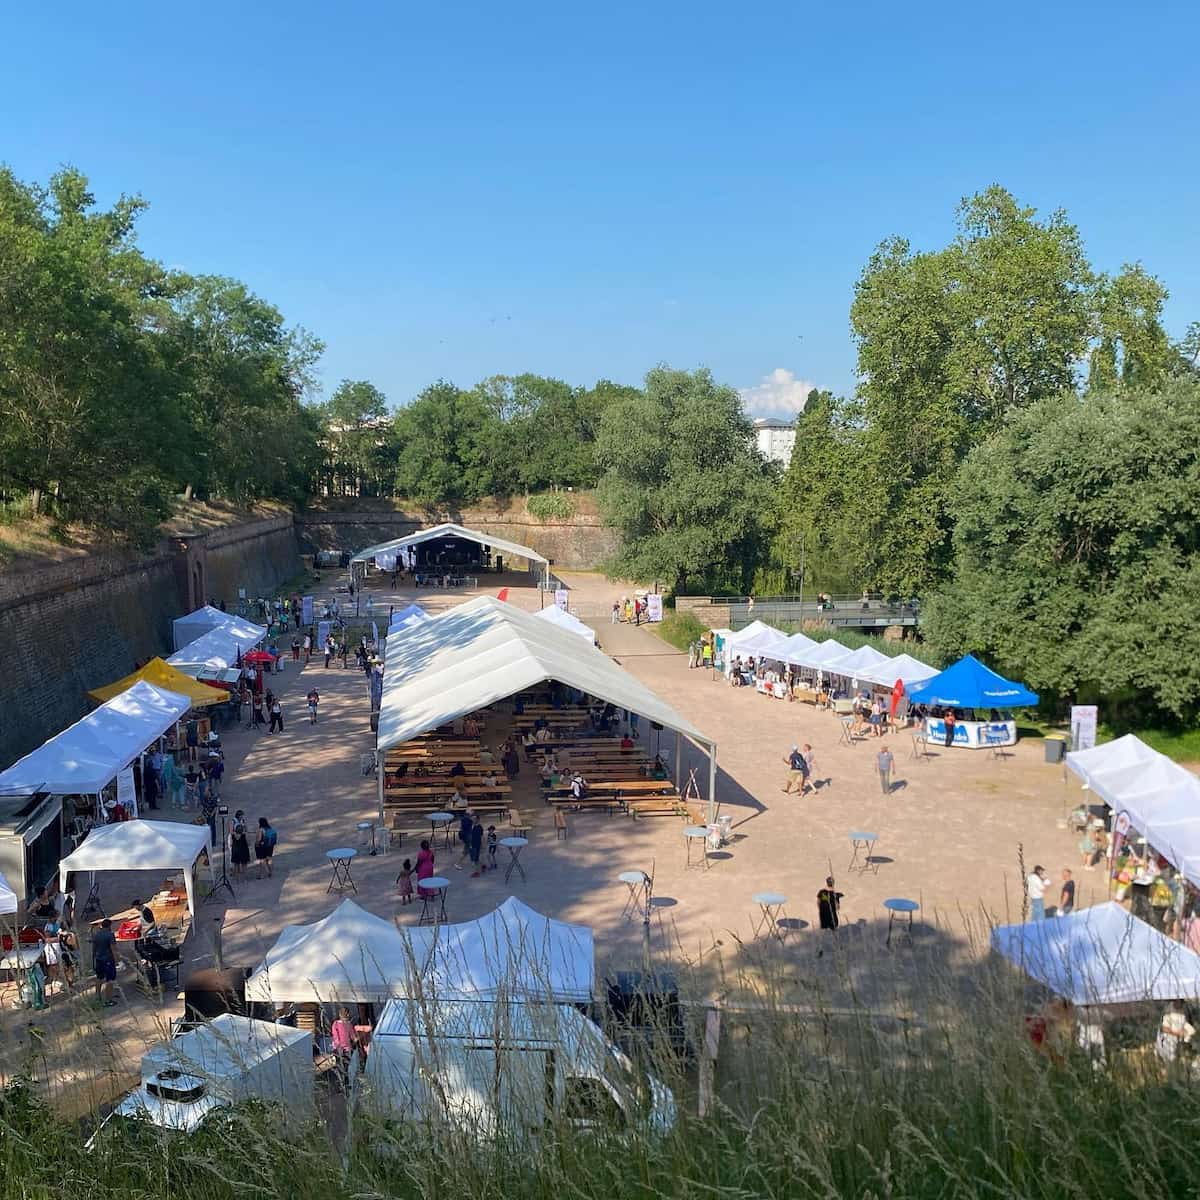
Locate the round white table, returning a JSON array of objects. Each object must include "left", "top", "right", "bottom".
[
  {"left": 684, "top": 825, "right": 710, "bottom": 869},
  {"left": 752, "top": 891, "right": 788, "bottom": 940},
  {"left": 357, "top": 819, "right": 378, "bottom": 856},
  {"left": 427, "top": 811, "right": 454, "bottom": 847},
  {"left": 499, "top": 836, "right": 528, "bottom": 883},
  {"left": 326, "top": 847, "right": 358, "bottom": 894},
  {"left": 418, "top": 875, "right": 450, "bottom": 924},
  {"left": 619, "top": 870, "right": 652, "bottom": 923},
  {"left": 848, "top": 831, "right": 879, "bottom": 874},
  {"left": 884, "top": 897, "right": 919, "bottom": 946}
]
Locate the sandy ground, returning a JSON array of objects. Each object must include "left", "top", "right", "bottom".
[{"left": 4, "top": 567, "right": 1092, "bottom": 1111}]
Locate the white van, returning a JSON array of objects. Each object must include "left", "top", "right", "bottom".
[
  {"left": 105, "top": 1014, "right": 313, "bottom": 1135},
  {"left": 360, "top": 998, "right": 675, "bottom": 1138}
]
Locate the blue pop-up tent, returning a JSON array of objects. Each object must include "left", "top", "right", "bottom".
[{"left": 907, "top": 654, "right": 1038, "bottom": 709}]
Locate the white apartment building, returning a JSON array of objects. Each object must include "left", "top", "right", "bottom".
[{"left": 752, "top": 417, "right": 797, "bottom": 466}]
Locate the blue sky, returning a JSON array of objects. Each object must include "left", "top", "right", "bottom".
[{"left": 4, "top": 2, "right": 1197, "bottom": 416}]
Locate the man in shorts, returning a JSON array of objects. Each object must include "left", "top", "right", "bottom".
[
  {"left": 92, "top": 918, "right": 118, "bottom": 1007},
  {"left": 781, "top": 746, "right": 807, "bottom": 794}
]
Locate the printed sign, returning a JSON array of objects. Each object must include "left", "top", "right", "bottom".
[
  {"left": 117, "top": 765, "right": 137, "bottom": 819},
  {"left": 1070, "top": 705, "right": 1098, "bottom": 751},
  {"left": 646, "top": 594, "right": 664, "bottom": 622},
  {"left": 555, "top": 589, "right": 569, "bottom": 611},
  {"left": 301, "top": 595, "right": 314, "bottom": 625}
]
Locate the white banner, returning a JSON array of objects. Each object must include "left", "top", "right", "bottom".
[
  {"left": 118, "top": 764, "right": 137, "bottom": 819},
  {"left": 555, "top": 589, "right": 569, "bottom": 611},
  {"left": 302, "top": 595, "right": 314, "bottom": 625},
  {"left": 371, "top": 621, "right": 380, "bottom": 643},
  {"left": 1070, "top": 705, "right": 1098, "bottom": 751},
  {"left": 317, "top": 620, "right": 332, "bottom": 651},
  {"left": 646, "top": 594, "right": 663, "bottom": 622}
]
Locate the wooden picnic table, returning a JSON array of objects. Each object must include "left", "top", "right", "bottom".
[
  {"left": 528, "top": 738, "right": 626, "bottom": 751},
  {"left": 386, "top": 765, "right": 502, "bottom": 782},
  {"left": 385, "top": 782, "right": 512, "bottom": 799},
  {"left": 545, "top": 779, "right": 678, "bottom": 797}
]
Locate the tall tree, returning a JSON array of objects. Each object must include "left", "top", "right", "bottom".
[
  {"left": 596, "top": 366, "right": 771, "bottom": 592},
  {"left": 1088, "top": 263, "right": 1171, "bottom": 393},
  {"left": 318, "top": 379, "right": 392, "bottom": 496},
  {"left": 923, "top": 378, "right": 1200, "bottom": 721}
]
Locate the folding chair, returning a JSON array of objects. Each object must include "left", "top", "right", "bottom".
[
  {"left": 910, "top": 732, "right": 930, "bottom": 761},
  {"left": 838, "top": 717, "right": 855, "bottom": 747}
]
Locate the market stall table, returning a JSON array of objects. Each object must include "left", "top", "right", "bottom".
[
  {"left": 427, "top": 812, "right": 454, "bottom": 846},
  {"left": 326, "top": 848, "right": 358, "bottom": 894},
  {"left": 499, "top": 836, "right": 528, "bottom": 884},
  {"left": 684, "top": 825, "right": 710, "bottom": 870},
  {"left": 619, "top": 870, "right": 652, "bottom": 923},
  {"left": 356, "top": 820, "right": 378, "bottom": 856}
]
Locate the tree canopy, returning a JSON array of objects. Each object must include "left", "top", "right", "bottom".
[{"left": 595, "top": 366, "right": 772, "bottom": 593}]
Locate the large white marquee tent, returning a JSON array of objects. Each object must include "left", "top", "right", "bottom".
[
  {"left": 351, "top": 522, "right": 548, "bottom": 573},
  {"left": 991, "top": 902, "right": 1200, "bottom": 1005},
  {"left": 0, "top": 681, "right": 192, "bottom": 798},
  {"left": 377, "top": 596, "right": 716, "bottom": 819},
  {"left": 58, "top": 819, "right": 212, "bottom": 917}
]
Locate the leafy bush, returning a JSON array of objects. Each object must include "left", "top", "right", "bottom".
[
  {"left": 526, "top": 492, "right": 576, "bottom": 521},
  {"left": 656, "top": 610, "right": 707, "bottom": 651}
]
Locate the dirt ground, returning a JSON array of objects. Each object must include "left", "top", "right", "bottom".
[{"left": 3, "top": 566, "right": 1091, "bottom": 1111}]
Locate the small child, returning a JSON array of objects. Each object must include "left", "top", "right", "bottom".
[
  {"left": 486, "top": 825, "right": 498, "bottom": 871},
  {"left": 396, "top": 859, "right": 414, "bottom": 904}
]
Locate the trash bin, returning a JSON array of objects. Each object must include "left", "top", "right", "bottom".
[{"left": 1044, "top": 735, "right": 1066, "bottom": 764}]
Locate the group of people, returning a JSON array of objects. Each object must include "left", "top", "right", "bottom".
[
  {"left": 227, "top": 811, "right": 279, "bottom": 881},
  {"left": 611, "top": 596, "right": 648, "bottom": 625}
]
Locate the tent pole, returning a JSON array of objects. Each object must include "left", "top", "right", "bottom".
[
  {"left": 707, "top": 745, "right": 717, "bottom": 825},
  {"left": 377, "top": 749, "right": 385, "bottom": 829},
  {"left": 675, "top": 734, "right": 682, "bottom": 788}
]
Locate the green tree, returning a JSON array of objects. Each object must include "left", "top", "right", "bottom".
[
  {"left": 1088, "top": 264, "right": 1171, "bottom": 393},
  {"left": 596, "top": 366, "right": 771, "bottom": 592},
  {"left": 850, "top": 186, "right": 1102, "bottom": 593},
  {"left": 923, "top": 378, "right": 1200, "bottom": 721},
  {"left": 317, "top": 379, "right": 392, "bottom": 495}
]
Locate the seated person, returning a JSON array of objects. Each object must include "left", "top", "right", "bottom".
[
  {"left": 449, "top": 784, "right": 468, "bottom": 809},
  {"left": 570, "top": 773, "right": 588, "bottom": 801},
  {"left": 481, "top": 771, "right": 500, "bottom": 801},
  {"left": 478, "top": 746, "right": 495, "bottom": 765},
  {"left": 534, "top": 725, "right": 551, "bottom": 743},
  {"left": 448, "top": 761, "right": 466, "bottom": 778},
  {"left": 651, "top": 756, "right": 669, "bottom": 781},
  {"left": 620, "top": 734, "right": 635, "bottom": 753}
]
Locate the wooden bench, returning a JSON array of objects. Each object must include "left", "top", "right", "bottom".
[
  {"left": 385, "top": 782, "right": 512, "bottom": 798},
  {"left": 554, "top": 809, "right": 568, "bottom": 839},
  {"left": 626, "top": 797, "right": 693, "bottom": 819},
  {"left": 544, "top": 779, "right": 677, "bottom": 798}
]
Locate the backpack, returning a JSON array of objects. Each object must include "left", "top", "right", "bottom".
[{"left": 265, "top": 827, "right": 278, "bottom": 849}]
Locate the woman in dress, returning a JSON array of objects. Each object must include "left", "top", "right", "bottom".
[
  {"left": 230, "top": 813, "right": 251, "bottom": 880},
  {"left": 415, "top": 839, "right": 436, "bottom": 899}
]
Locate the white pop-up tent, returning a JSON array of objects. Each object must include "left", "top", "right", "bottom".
[
  {"left": 0, "top": 681, "right": 192, "bottom": 799},
  {"left": 172, "top": 606, "right": 267, "bottom": 652},
  {"left": 1066, "top": 734, "right": 1200, "bottom": 887},
  {"left": 378, "top": 597, "right": 716, "bottom": 820},
  {"left": 991, "top": 902, "right": 1200, "bottom": 1005},
  {"left": 351, "top": 522, "right": 548, "bottom": 573},
  {"left": 245, "top": 899, "right": 417, "bottom": 1004},
  {"left": 822, "top": 644, "right": 894, "bottom": 681},
  {"left": 58, "top": 820, "right": 212, "bottom": 918},
  {"left": 167, "top": 620, "right": 266, "bottom": 674},
  {"left": 388, "top": 603, "right": 430, "bottom": 633},
  {"left": 412, "top": 897, "right": 594, "bottom": 1003},
  {"left": 533, "top": 604, "right": 596, "bottom": 643},
  {"left": 858, "top": 652, "right": 940, "bottom": 689},
  {"left": 779, "top": 631, "right": 818, "bottom": 665},
  {"left": 788, "top": 638, "right": 852, "bottom": 672},
  {"left": 730, "top": 627, "right": 791, "bottom": 660}
]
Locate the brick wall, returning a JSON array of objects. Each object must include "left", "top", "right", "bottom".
[{"left": 0, "top": 516, "right": 300, "bottom": 769}]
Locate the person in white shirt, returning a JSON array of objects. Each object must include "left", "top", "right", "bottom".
[
  {"left": 1156, "top": 1001, "right": 1196, "bottom": 1064},
  {"left": 1026, "top": 866, "right": 1049, "bottom": 920}
]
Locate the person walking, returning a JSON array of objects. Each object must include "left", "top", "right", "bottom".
[
  {"left": 396, "top": 859, "right": 414, "bottom": 904},
  {"left": 255, "top": 817, "right": 277, "bottom": 879},
  {"left": 611, "top": 601, "right": 620, "bottom": 625},
  {"left": 291, "top": 636, "right": 300, "bottom": 662},
  {"left": 800, "top": 743, "right": 816, "bottom": 793},
  {"left": 455, "top": 809, "right": 474, "bottom": 870},
  {"left": 306, "top": 688, "right": 319, "bottom": 724},
  {"left": 1059, "top": 868, "right": 1076, "bottom": 917},
  {"left": 268, "top": 696, "right": 284, "bottom": 734},
  {"left": 816, "top": 877, "right": 843, "bottom": 957},
  {"left": 324, "top": 638, "right": 334, "bottom": 669},
  {"left": 701, "top": 639, "right": 713, "bottom": 670},
  {"left": 468, "top": 813, "right": 484, "bottom": 877},
  {"left": 416, "top": 840, "right": 436, "bottom": 898},
  {"left": 303, "top": 633, "right": 312, "bottom": 664},
  {"left": 876, "top": 743, "right": 894, "bottom": 795},
  {"left": 781, "top": 746, "right": 807, "bottom": 794},
  {"left": 92, "top": 918, "right": 118, "bottom": 1007},
  {"left": 1026, "top": 865, "right": 1048, "bottom": 920}
]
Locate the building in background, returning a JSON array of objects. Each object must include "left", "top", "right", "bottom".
[{"left": 752, "top": 417, "right": 797, "bottom": 466}]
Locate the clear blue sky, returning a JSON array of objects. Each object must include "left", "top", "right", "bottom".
[{"left": 4, "top": 2, "right": 1197, "bottom": 416}]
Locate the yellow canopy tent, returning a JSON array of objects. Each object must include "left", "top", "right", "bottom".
[{"left": 88, "top": 658, "right": 230, "bottom": 707}]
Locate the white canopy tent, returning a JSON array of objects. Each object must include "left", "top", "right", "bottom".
[
  {"left": 387, "top": 603, "right": 430, "bottom": 633},
  {"left": 778, "top": 631, "right": 818, "bottom": 665},
  {"left": 378, "top": 596, "right": 717, "bottom": 819},
  {"left": 245, "top": 899, "right": 416, "bottom": 1003},
  {"left": 720, "top": 621, "right": 781, "bottom": 675},
  {"left": 172, "top": 606, "right": 267, "bottom": 652},
  {"left": 858, "top": 652, "right": 940, "bottom": 689},
  {"left": 822, "top": 645, "right": 894, "bottom": 681},
  {"left": 991, "top": 902, "right": 1200, "bottom": 1005},
  {"left": 58, "top": 819, "right": 212, "bottom": 918},
  {"left": 167, "top": 620, "right": 266, "bottom": 674},
  {"left": 1066, "top": 735, "right": 1200, "bottom": 887},
  {"left": 351, "top": 522, "right": 548, "bottom": 572},
  {"left": 409, "top": 897, "right": 594, "bottom": 1003},
  {"left": 787, "top": 638, "right": 852, "bottom": 672},
  {"left": 533, "top": 603, "right": 596, "bottom": 642},
  {"left": 0, "top": 681, "right": 192, "bottom": 799},
  {"left": 730, "top": 627, "right": 792, "bottom": 660},
  {"left": 246, "top": 897, "right": 594, "bottom": 1006}
]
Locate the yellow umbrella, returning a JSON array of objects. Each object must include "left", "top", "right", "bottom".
[{"left": 88, "top": 658, "right": 230, "bottom": 707}]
